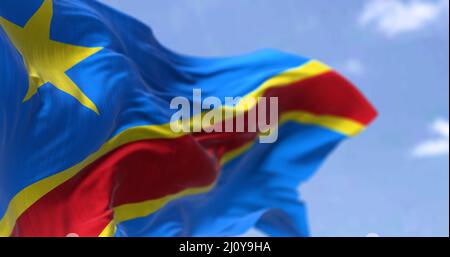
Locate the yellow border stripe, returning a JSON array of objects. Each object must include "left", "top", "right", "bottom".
[
  {"left": 113, "top": 184, "right": 215, "bottom": 225},
  {"left": 227, "top": 60, "right": 330, "bottom": 113},
  {"left": 98, "top": 220, "right": 117, "bottom": 237},
  {"left": 0, "top": 60, "right": 364, "bottom": 236},
  {"left": 219, "top": 141, "right": 255, "bottom": 166},
  {"left": 280, "top": 111, "right": 366, "bottom": 137}
]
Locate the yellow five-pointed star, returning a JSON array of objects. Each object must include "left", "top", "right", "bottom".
[{"left": 0, "top": 0, "right": 102, "bottom": 114}]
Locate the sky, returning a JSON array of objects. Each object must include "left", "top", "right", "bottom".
[{"left": 100, "top": 0, "right": 449, "bottom": 236}]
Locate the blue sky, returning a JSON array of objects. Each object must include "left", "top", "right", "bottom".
[{"left": 100, "top": 0, "right": 449, "bottom": 236}]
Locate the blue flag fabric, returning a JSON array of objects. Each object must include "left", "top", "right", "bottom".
[{"left": 0, "top": 0, "right": 376, "bottom": 237}]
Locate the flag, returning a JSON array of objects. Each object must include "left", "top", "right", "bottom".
[{"left": 0, "top": 0, "right": 377, "bottom": 237}]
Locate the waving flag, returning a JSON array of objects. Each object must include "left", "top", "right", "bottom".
[{"left": 0, "top": 0, "right": 377, "bottom": 237}]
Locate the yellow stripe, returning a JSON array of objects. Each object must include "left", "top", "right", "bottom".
[
  {"left": 176, "top": 60, "right": 331, "bottom": 130},
  {"left": 226, "top": 60, "right": 331, "bottom": 113},
  {"left": 280, "top": 111, "right": 366, "bottom": 137},
  {"left": 219, "top": 110, "right": 364, "bottom": 168},
  {"left": 0, "top": 60, "right": 359, "bottom": 237},
  {"left": 219, "top": 141, "right": 255, "bottom": 166},
  {"left": 98, "top": 220, "right": 117, "bottom": 237},
  {"left": 113, "top": 184, "right": 215, "bottom": 224}
]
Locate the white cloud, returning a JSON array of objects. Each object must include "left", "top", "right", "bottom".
[
  {"left": 412, "top": 119, "right": 449, "bottom": 158},
  {"left": 359, "top": 0, "right": 448, "bottom": 37},
  {"left": 341, "top": 58, "right": 365, "bottom": 76}
]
